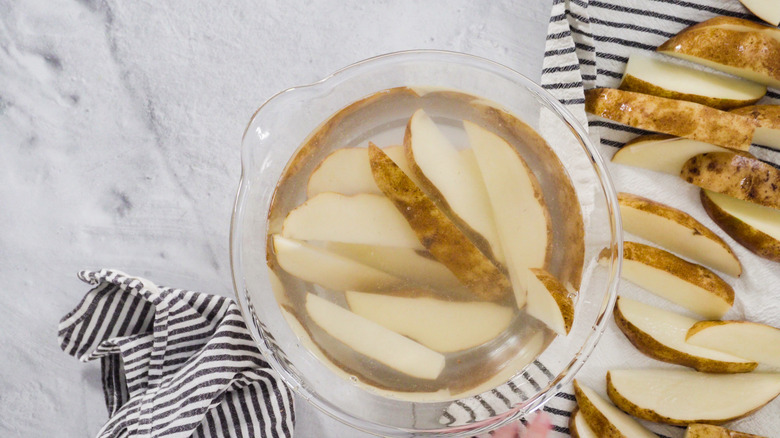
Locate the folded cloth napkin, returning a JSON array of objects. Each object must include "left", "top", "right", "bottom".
[
  {"left": 454, "top": 0, "right": 780, "bottom": 437},
  {"left": 59, "top": 269, "right": 295, "bottom": 438}
]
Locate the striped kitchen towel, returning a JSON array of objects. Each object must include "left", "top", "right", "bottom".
[{"left": 59, "top": 269, "right": 294, "bottom": 438}]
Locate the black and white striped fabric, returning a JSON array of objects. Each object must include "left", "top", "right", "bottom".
[{"left": 59, "top": 269, "right": 294, "bottom": 438}]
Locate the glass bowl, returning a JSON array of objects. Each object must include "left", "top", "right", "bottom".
[{"left": 230, "top": 50, "right": 622, "bottom": 437}]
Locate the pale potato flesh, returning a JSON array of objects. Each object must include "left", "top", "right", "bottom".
[
  {"left": 701, "top": 189, "right": 780, "bottom": 262},
  {"left": 405, "top": 109, "right": 505, "bottom": 262},
  {"left": 282, "top": 192, "right": 424, "bottom": 250},
  {"left": 614, "top": 296, "right": 756, "bottom": 372},
  {"left": 307, "top": 145, "right": 410, "bottom": 197},
  {"left": 344, "top": 291, "right": 514, "bottom": 353},
  {"left": 465, "top": 121, "right": 552, "bottom": 308},
  {"left": 570, "top": 409, "right": 598, "bottom": 438},
  {"left": 585, "top": 88, "right": 755, "bottom": 151},
  {"left": 686, "top": 320, "right": 780, "bottom": 368},
  {"left": 612, "top": 135, "right": 752, "bottom": 175},
  {"left": 305, "top": 293, "right": 446, "bottom": 380},
  {"left": 573, "top": 381, "right": 658, "bottom": 438},
  {"left": 620, "top": 53, "right": 765, "bottom": 109},
  {"left": 369, "top": 144, "right": 512, "bottom": 301},
  {"left": 324, "top": 242, "right": 464, "bottom": 292},
  {"left": 686, "top": 423, "right": 767, "bottom": 438},
  {"left": 607, "top": 369, "right": 780, "bottom": 425},
  {"left": 681, "top": 152, "right": 780, "bottom": 210},
  {"left": 700, "top": 16, "right": 780, "bottom": 42},
  {"left": 738, "top": 0, "right": 780, "bottom": 26},
  {"left": 618, "top": 192, "right": 742, "bottom": 277},
  {"left": 604, "top": 242, "right": 733, "bottom": 319},
  {"left": 526, "top": 268, "right": 574, "bottom": 335},
  {"left": 272, "top": 235, "right": 404, "bottom": 291}
]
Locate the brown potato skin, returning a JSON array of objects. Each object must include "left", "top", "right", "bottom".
[
  {"left": 730, "top": 105, "right": 780, "bottom": 129},
  {"left": 619, "top": 74, "right": 761, "bottom": 110},
  {"left": 617, "top": 192, "right": 742, "bottom": 276},
  {"left": 605, "top": 241, "right": 735, "bottom": 305},
  {"left": 612, "top": 296, "right": 756, "bottom": 373},
  {"left": 605, "top": 371, "right": 765, "bottom": 426},
  {"left": 368, "top": 144, "right": 511, "bottom": 301},
  {"left": 584, "top": 88, "right": 754, "bottom": 151},
  {"left": 573, "top": 381, "right": 626, "bottom": 438},
  {"left": 657, "top": 27, "right": 780, "bottom": 85},
  {"left": 685, "top": 423, "right": 766, "bottom": 438},
  {"left": 700, "top": 190, "right": 780, "bottom": 262},
  {"left": 681, "top": 153, "right": 780, "bottom": 209},
  {"left": 530, "top": 268, "right": 574, "bottom": 334}
]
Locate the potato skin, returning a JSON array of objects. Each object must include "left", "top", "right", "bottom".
[
  {"left": 573, "top": 381, "right": 626, "bottom": 438},
  {"left": 681, "top": 152, "right": 780, "bottom": 209},
  {"left": 700, "top": 190, "right": 780, "bottom": 262},
  {"left": 584, "top": 88, "right": 754, "bottom": 151},
  {"left": 685, "top": 423, "right": 766, "bottom": 438},
  {"left": 368, "top": 144, "right": 511, "bottom": 301},
  {"left": 730, "top": 105, "right": 780, "bottom": 129},
  {"left": 619, "top": 74, "right": 761, "bottom": 110}
]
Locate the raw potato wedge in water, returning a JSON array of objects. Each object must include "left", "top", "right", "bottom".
[
  {"left": 600, "top": 242, "right": 734, "bottom": 319},
  {"left": 526, "top": 268, "right": 574, "bottom": 335},
  {"left": 611, "top": 135, "right": 754, "bottom": 175},
  {"left": 686, "top": 423, "right": 766, "bottom": 438},
  {"left": 368, "top": 144, "right": 511, "bottom": 301},
  {"left": 573, "top": 380, "right": 658, "bottom": 438},
  {"left": 614, "top": 296, "right": 756, "bottom": 373},
  {"left": 404, "top": 109, "right": 504, "bottom": 263},
  {"left": 681, "top": 152, "right": 780, "bottom": 210},
  {"left": 700, "top": 189, "right": 780, "bottom": 262},
  {"left": 618, "top": 192, "right": 742, "bottom": 277},
  {"left": 606, "top": 369, "right": 780, "bottom": 425},
  {"left": 584, "top": 88, "right": 755, "bottom": 151},
  {"left": 272, "top": 235, "right": 404, "bottom": 291},
  {"left": 731, "top": 105, "right": 780, "bottom": 150},
  {"left": 687, "top": 320, "right": 780, "bottom": 368},
  {"left": 307, "top": 145, "right": 410, "bottom": 196},
  {"left": 344, "top": 291, "right": 514, "bottom": 353},
  {"left": 619, "top": 53, "right": 766, "bottom": 110},
  {"left": 657, "top": 16, "right": 780, "bottom": 88},
  {"left": 305, "top": 293, "right": 445, "bottom": 380},
  {"left": 282, "top": 192, "right": 424, "bottom": 250}
]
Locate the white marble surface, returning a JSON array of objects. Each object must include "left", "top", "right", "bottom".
[{"left": 0, "top": 1, "right": 551, "bottom": 436}]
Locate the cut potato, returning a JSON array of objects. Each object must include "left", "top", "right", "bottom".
[
  {"left": 569, "top": 409, "right": 598, "bottom": 438},
  {"left": 606, "top": 369, "right": 780, "bottom": 425},
  {"left": 405, "top": 109, "right": 504, "bottom": 262},
  {"left": 307, "top": 145, "right": 410, "bottom": 197},
  {"left": 584, "top": 88, "right": 755, "bottom": 151},
  {"left": 618, "top": 192, "right": 742, "bottom": 277},
  {"left": 686, "top": 423, "right": 766, "bottom": 438},
  {"left": 731, "top": 105, "right": 780, "bottom": 150},
  {"left": 368, "top": 144, "right": 511, "bottom": 301},
  {"left": 465, "top": 121, "right": 552, "bottom": 307},
  {"left": 611, "top": 134, "right": 754, "bottom": 175},
  {"left": 344, "top": 291, "right": 514, "bottom": 353},
  {"left": 282, "top": 192, "right": 424, "bottom": 250},
  {"left": 272, "top": 235, "right": 404, "bottom": 291},
  {"left": 681, "top": 152, "right": 780, "bottom": 210},
  {"left": 687, "top": 320, "right": 780, "bottom": 368},
  {"left": 700, "top": 189, "right": 780, "bottom": 262},
  {"left": 619, "top": 53, "right": 766, "bottom": 110},
  {"left": 614, "top": 296, "right": 756, "bottom": 372},
  {"left": 324, "top": 242, "right": 464, "bottom": 292},
  {"left": 526, "top": 268, "right": 574, "bottom": 335},
  {"left": 573, "top": 380, "right": 658, "bottom": 438},
  {"left": 305, "top": 293, "right": 446, "bottom": 380},
  {"left": 739, "top": 0, "right": 780, "bottom": 26},
  {"left": 601, "top": 242, "right": 734, "bottom": 318},
  {"left": 657, "top": 17, "right": 780, "bottom": 88}
]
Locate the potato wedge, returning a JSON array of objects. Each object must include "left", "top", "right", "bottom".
[
  {"left": 307, "top": 145, "right": 410, "bottom": 197},
  {"left": 731, "top": 105, "right": 780, "bottom": 151},
  {"left": 585, "top": 88, "right": 754, "bottom": 151},
  {"left": 657, "top": 17, "right": 780, "bottom": 88},
  {"left": 619, "top": 53, "right": 765, "bottom": 110},
  {"left": 700, "top": 189, "right": 780, "bottom": 262},
  {"left": 681, "top": 152, "right": 780, "bottom": 209},
  {"left": 573, "top": 380, "right": 658, "bottom": 438},
  {"left": 686, "top": 423, "right": 766, "bottom": 438},
  {"left": 687, "top": 320, "right": 780, "bottom": 368},
  {"left": 368, "top": 144, "right": 511, "bottom": 301}
]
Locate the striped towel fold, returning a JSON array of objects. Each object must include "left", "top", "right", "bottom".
[{"left": 59, "top": 269, "right": 295, "bottom": 438}]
